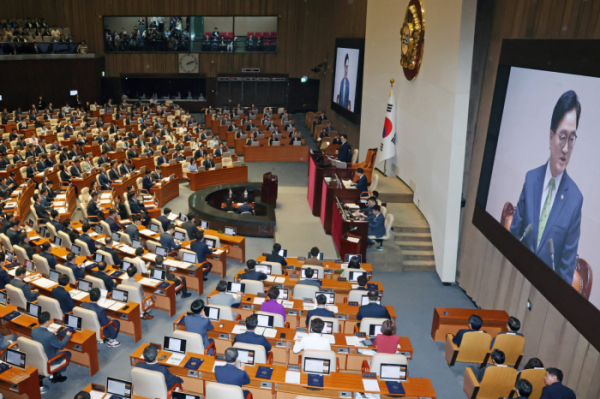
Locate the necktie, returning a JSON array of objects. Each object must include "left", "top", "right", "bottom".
[{"left": 538, "top": 177, "right": 555, "bottom": 247}]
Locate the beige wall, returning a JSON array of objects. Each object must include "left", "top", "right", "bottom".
[
  {"left": 360, "top": 0, "right": 476, "bottom": 282},
  {"left": 234, "top": 16, "right": 278, "bottom": 36}
]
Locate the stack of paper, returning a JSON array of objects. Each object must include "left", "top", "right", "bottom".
[
  {"left": 345, "top": 336, "right": 362, "bottom": 346},
  {"left": 282, "top": 301, "right": 294, "bottom": 309},
  {"left": 69, "top": 290, "right": 89, "bottom": 300},
  {"left": 99, "top": 200, "right": 111, "bottom": 204},
  {"left": 101, "top": 194, "right": 111, "bottom": 199},
  {"left": 231, "top": 325, "right": 247, "bottom": 334},
  {"left": 32, "top": 278, "right": 55, "bottom": 288},
  {"left": 119, "top": 219, "right": 132, "bottom": 225},
  {"left": 83, "top": 260, "right": 97, "bottom": 267},
  {"left": 116, "top": 245, "right": 135, "bottom": 255},
  {"left": 56, "top": 194, "right": 66, "bottom": 200},
  {"left": 362, "top": 379, "right": 380, "bottom": 392},
  {"left": 326, "top": 335, "right": 336, "bottom": 344},
  {"left": 347, "top": 237, "right": 360, "bottom": 243},
  {"left": 29, "top": 235, "right": 41, "bottom": 241},
  {"left": 139, "top": 229, "right": 156, "bottom": 236},
  {"left": 213, "top": 249, "right": 224, "bottom": 255},
  {"left": 167, "top": 213, "right": 178, "bottom": 220},
  {"left": 56, "top": 207, "right": 68, "bottom": 213},
  {"left": 265, "top": 275, "right": 277, "bottom": 282},
  {"left": 263, "top": 328, "right": 277, "bottom": 338},
  {"left": 109, "top": 302, "right": 126, "bottom": 311},
  {"left": 166, "top": 353, "right": 185, "bottom": 366},
  {"left": 351, "top": 284, "right": 359, "bottom": 289},
  {"left": 142, "top": 253, "right": 157, "bottom": 262},
  {"left": 23, "top": 273, "right": 37, "bottom": 282},
  {"left": 52, "top": 202, "right": 66, "bottom": 207},
  {"left": 88, "top": 232, "right": 99, "bottom": 237},
  {"left": 285, "top": 370, "right": 301, "bottom": 384},
  {"left": 47, "top": 323, "right": 63, "bottom": 334},
  {"left": 138, "top": 278, "right": 161, "bottom": 287},
  {"left": 303, "top": 303, "right": 316, "bottom": 311},
  {"left": 325, "top": 305, "right": 338, "bottom": 313},
  {"left": 253, "top": 297, "right": 265, "bottom": 305},
  {"left": 99, "top": 299, "right": 117, "bottom": 309}
]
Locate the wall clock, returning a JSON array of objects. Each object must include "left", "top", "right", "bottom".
[{"left": 179, "top": 53, "right": 199, "bottom": 74}]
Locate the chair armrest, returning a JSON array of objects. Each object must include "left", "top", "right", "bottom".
[
  {"left": 245, "top": 392, "right": 253, "bottom": 399},
  {"left": 463, "top": 367, "right": 480, "bottom": 399},
  {"left": 285, "top": 322, "right": 290, "bottom": 328},
  {"left": 297, "top": 355, "right": 301, "bottom": 366},
  {"left": 0, "top": 341, "right": 18, "bottom": 357},
  {"left": 354, "top": 324, "right": 359, "bottom": 333},
  {"left": 142, "top": 295, "right": 155, "bottom": 312},
  {"left": 46, "top": 352, "right": 70, "bottom": 374},
  {"left": 361, "top": 359, "right": 370, "bottom": 373},
  {"left": 168, "top": 382, "right": 183, "bottom": 399},
  {"left": 343, "top": 297, "right": 348, "bottom": 304},
  {"left": 445, "top": 334, "right": 459, "bottom": 366},
  {"left": 234, "top": 313, "right": 242, "bottom": 322},
  {"left": 100, "top": 320, "right": 118, "bottom": 340},
  {"left": 267, "top": 351, "right": 273, "bottom": 365},
  {"left": 87, "top": 215, "right": 100, "bottom": 224},
  {"left": 204, "top": 341, "right": 216, "bottom": 356},
  {"left": 335, "top": 357, "right": 339, "bottom": 373}
]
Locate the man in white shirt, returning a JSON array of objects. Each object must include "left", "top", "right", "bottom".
[
  {"left": 292, "top": 318, "right": 331, "bottom": 353},
  {"left": 133, "top": 247, "right": 147, "bottom": 273}
]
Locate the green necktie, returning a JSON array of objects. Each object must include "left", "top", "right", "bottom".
[{"left": 538, "top": 177, "right": 555, "bottom": 248}]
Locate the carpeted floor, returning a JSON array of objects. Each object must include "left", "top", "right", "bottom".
[{"left": 43, "top": 114, "right": 476, "bottom": 399}]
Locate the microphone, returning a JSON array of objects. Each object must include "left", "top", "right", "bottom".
[
  {"left": 520, "top": 224, "right": 532, "bottom": 242},
  {"left": 548, "top": 238, "right": 555, "bottom": 272}
]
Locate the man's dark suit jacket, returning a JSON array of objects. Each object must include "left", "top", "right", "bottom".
[
  {"left": 52, "top": 285, "right": 75, "bottom": 313},
  {"left": 109, "top": 169, "right": 120, "bottom": 180},
  {"left": 215, "top": 363, "right": 250, "bottom": 389},
  {"left": 266, "top": 251, "right": 287, "bottom": 267},
  {"left": 51, "top": 220, "right": 63, "bottom": 233},
  {"left": 87, "top": 200, "right": 105, "bottom": 221},
  {"left": 236, "top": 204, "right": 253, "bottom": 215},
  {"left": 0, "top": 269, "right": 11, "bottom": 290},
  {"left": 305, "top": 307, "right": 335, "bottom": 327},
  {"left": 158, "top": 215, "right": 171, "bottom": 232},
  {"left": 106, "top": 217, "right": 120, "bottom": 232},
  {"left": 125, "top": 223, "right": 140, "bottom": 241},
  {"left": 233, "top": 331, "right": 272, "bottom": 354},
  {"left": 136, "top": 362, "right": 183, "bottom": 390},
  {"left": 181, "top": 221, "right": 198, "bottom": 241},
  {"left": 31, "top": 326, "right": 72, "bottom": 359},
  {"left": 190, "top": 240, "right": 212, "bottom": 263},
  {"left": 337, "top": 141, "right": 352, "bottom": 163},
  {"left": 99, "top": 173, "right": 111, "bottom": 189},
  {"left": 64, "top": 261, "right": 85, "bottom": 280},
  {"left": 356, "top": 175, "right": 368, "bottom": 195},
  {"left": 92, "top": 270, "right": 115, "bottom": 292},
  {"left": 356, "top": 302, "right": 390, "bottom": 321},
  {"left": 102, "top": 246, "right": 122, "bottom": 267},
  {"left": 35, "top": 202, "right": 50, "bottom": 219},
  {"left": 238, "top": 270, "right": 267, "bottom": 281},
  {"left": 10, "top": 278, "right": 38, "bottom": 302},
  {"left": 540, "top": 382, "right": 576, "bottom": 399},
  {"left": 510, "top": 163, "right": 583, "bottom": 284},
  {"left": 79, "top": 233, "right": 97, "bottom": 254},
  {"left": 40, "top": 251, "right": 57, "bottom": 270}
]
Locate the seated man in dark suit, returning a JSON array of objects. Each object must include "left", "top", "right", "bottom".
[
  {"left": 190, "top": 230, "right": 213, "bottom": 281},
  {"left": 265, "top": 243, "right": 288, "bottom": 267},
  {"left": 159, "top": 224, "right": 182, "bottom": 253},
  {"left": 101, "top": 237, "right": 122, "bottom": 268},
  {"left": 296, "top": 267, "right": 322, "bottom": 289},
  {"left": 32, "top": 311, "right": 72, "bottom": 383},
  {"left": 63, "top": 252, "right": 85, "bottom": 280},
  {"left": 357, "top": 290, "right": 390, "bottom": 321},
  {"left": 238, "top": 259, "right": 267, "bottom": 281},
  {"left": 215, "top": 348, "right": 251, "bottom": 398},
  {"left": 33, "top": 194, "right": 50, "bottom": 220},
  {"left": 135, "top": 345, "right": 183, "bottom": 390},
  {"left": 233, "top": 314, "right": 272, "bottom": 354},
  {"left": 452, "top": 314, "right": 483, "bottom": 347},
  {"left": 353, "top": 168, "right": 369, "bottom": 196},
  {"left": 142, "top": 170, "right": 154, "bottom": 191},
  {"left": 181, "top": 213, "right": 199, "bottom": 240},
  {"left": 158, "top": 208, "right": 172, "bottom": 232},
  {"left": 10, "top": 267, "right": 39, "bottom": 302},
  {"left": 39, "top": 242, "right": 57, "bottom": 270},
  {"left": 183, "top": 299, "right": 215, "bottom": 354},
  {"left": 87, "top": 192, "right": 105, "bottom": 221},
  {"left": 306, "top": 294, "right": 335, "bottom": 327},
  {"left": 202, "top": 154, "right": 215, "bottom": 170},
  {"left": 125, "top": 215, "right": 142, "bottom": 241},
  {"left": 128, "top": 193, "right": 150, "bottom": 226},
  {"left": 92, "top": 261, "right": 115, "bottom": 292},
  {"left": 236, "top": 200, "right": 253, "bottom": 215},
  {"left": 79, "top": 223, "right": 97, "bottom": 255},
  {"left": 52, "top": 274, "right": 75, "bottom": 314},
  {"left": 363, "top": 205, "right": 385, "bottom": 248},
  {"left": 105, "top": 209, "right": 121, "bottom": 232},
  {"left": 26, "top": 164, "right": 36, "bottom": 179},
  {"left": 472, "top": 349, "right": 505, "bottom": 382},
  {"left": 81, "top": 288, "right": 120, "bottom": 347},
  {"left": 98, "top": 168, "right": 112, "bottom": 190}
]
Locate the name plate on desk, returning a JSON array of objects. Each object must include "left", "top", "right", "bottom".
[
  {"left": 337, "top": 314, "right": 347, "bottom": 320},
  {"left": 298, "top": 257, "right": 306, "bottom": 261},
  {"left": 335, "top": 260, "right": 343, "bottom": 263},
  {"left": 290, "top": 274, "right": 298, "bottom": 279},
  {"left": 348, "top": 302, "right": 359, "bottom": 306},
  {"left": 324, "top": 269, "right": 333, "bottom": 274},
  {"left": 288, "top": 310, "right": 297, "bottom": 316},
  {"left": 337, "top": 347, "right": 348, "bottom": 354},
  {"left": 297, "top": 327, "right": 308, "bottom": 333},
  {"left": 337, "top": 277, "right": 347, "bottom": 282},
  {"left": 218, "top": 333, "right": 228, "bottom": 339},
  {"left": 242, "top": 304, "right": 252, "bottom": 310},
  {"left": 257, "top": 292, "right": 266, "bottom": 298},
  {"left": 354, "top": 332, "right": 366, "bottom": 338},
  {"left": 339, "top": 392, "right": 352, "bottom": 398},
  {"left": 362, "top": 372, "right": 376, "bottom": 379},
  {"left": 213, "top": 256, "right": 220, "bottom": 260},
  {"left": 286, "top": 266, "right": 295, "bottom": 271},
  {"left": 276, "top": 341, "right": 287, "bottom": 348}
]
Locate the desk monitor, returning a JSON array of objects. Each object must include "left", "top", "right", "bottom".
[
  {"left": 25, "top": 260, "right": 34, "bottom": 272},
  {"left": 122, "top": 260, "right": 133, "bottom": 271},
  {"left": 278, "top": 249, "right": 288, "bottom": 258},
  {"left": 112, "top": 289, "right": 128, "bottom": 303},
  {"left": 227, "top": 282, "right": 245, "bottom": 294},
  {"left": 5, "top": 349, "right": 26, "bottom": 369},
  {"left": 71, "top": 244, "right": 82, "bottom": 255},
  {"left": 303, "top": 357, "right": 331, "bottom": 375},
  {"left": 205, "top": 238, "right": 216, "bottom": 248},
  {"left": 236, "top": 348, "right": 255, "bottom": 365},
  {"left": 150, "top": 223, "right": 160, "bottom": 233},
  {"left": 174, "top": 231, "right": 186, "bottom": 241},
  {"left": 0, "top": 292, "right": 6, "bottom": 306},
  {"left": 301, "top": 269, "right": 320, "bottom": 280},
  {"left": 78, "top": 280, "right": 92, "bottom": 292},
  {"left": 200, "top": 220, "right": 209, "bottom": 230},
  {"left": 106, "top": 377, "right": 133, "bottom": 398},
  {"left": 172, "top": 393, "right": 202, "bottom": 399},
  {"left": 39, "top": 227, "right": 47, "bottom": 238},
  {"left": 49, "top": 270, "right": 60, "bottom": 282},
  {"left": 311, "top": 320, "right": 333, "bottom": 335},
  {"left": 6, "top": 251, "right": 14, "bottom": 262},
  {"left": 182, "top": 252, "right": 197, "bottom": 264},
  {"left": 257, "top": 314, "right": 274, "bottom": 328},
  {"left": 203, "top": 306, "right": 220, "bottom": 321},
  {"left": 307, "top": 252, "right": 324, "bottom": 261},
  {"left": 224, "top": 227, "right": 236, "bottom": 236},
  {"left": 271, "top": 140, "right": 281, "bottom": 146},
  {"left": 348, "top": 271, "right": 366, "bottom": 282},
  {"left": 315, "top": 292, "right": 336, "bottom": 304},
  {"left": 369, "top": 324, "right": 383, "bottom": 337},
  {"left": 64, "top": 314, "right": 82, "bottom": 331},
  {"left": 155, "top": 246, "right": 168, "bottom": 256},
  {"left": 94, "top": 253, "right": 104, "bottom": 263},
  {"left": 95, "top": 225, "right": 103, "bottom": 234},
  {"left": 255, "top": 264, "right": 272, "bottom": 275},
  {"left": 112, "top": 232, "right": 120, "bottom": 242},
  {"left": 26, "top": 302, "right": 40, "bottom": 318},
  {"left": 52, "top": 235, "right": 62, "bottom": 247},
  {"left": 345, "top": 254, "right": 362, "bottom": 263},
  {"left": 361, "top": 295, "right": 381, "bottom": 306},
  {"left": 380, "top": 364, "right": 407, "bottom": 381},
  {"left": 163, "top": 336, "right": 187, "bottom": 354},
  {"left": 178, "top": 213, "right": 187, "bottom": 222},
  {"left": 277, "top": 288, "right": 289, "bottom": 300},
  {"left": 132, "top": 239, "right": 142, "bottom": 249},
  {"left": 151, "top": 268, "right": 166, "bottom": 281}
]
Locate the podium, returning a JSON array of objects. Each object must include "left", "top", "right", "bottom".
[
  {"left": 308, "top": 151, "right": 355, "bottom": 217},
  {"left": 261, "top": 172, "right": 278, "bottom": 207},
  {"left": 331, "top": 199, "right": 368, "bottom": 262}
]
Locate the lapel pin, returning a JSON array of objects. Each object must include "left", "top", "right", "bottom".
[{"left": 561, "top": 195, "right": 564, "bottom": 200}]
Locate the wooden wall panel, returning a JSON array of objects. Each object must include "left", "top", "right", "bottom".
[{"left": 458, "top": 0, "right": 600, "bottom": 397}]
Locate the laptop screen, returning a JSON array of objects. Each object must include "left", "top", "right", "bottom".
[
  {"left": 107, "top": 377, "right": 132, "bottom": 398},
  {"left": 150, "top": 223, "right": 160, "bottom": 233},
  {"left": 53, "top": 236, "right": 62, "bottom": 246},
  {"left": 316, "top": 292, "right": 335, "bottom": 304},
  {"left": 25, "top": 260, "right": 34, "bottom": 271},
  {"left": 64, "top": 314, "right": 82, "bottom": 331},
  {"left": 163, "top": 336, "right": 186, "bottom": 354},
  {"left": 178, "top": 213, "right": 187, "bottom": 222},
  {"left": 361, "top": 295, "right": 381, "bottom": 306},
  {"left": 301, "top": 269, "right": 319, "bottom": 280},
  {"left": 369, "top": 324, "right": 383, "bottom": 337},
  {"left": 151, "top": 269, "right": 166, "bottom": 281},
  {"left": 303, "top": 357, "right": 331, "bottom": 375},
  {"left": 278, "top": 249, "right": 288, "bottom": 257},
  {"left": 49, "top": 270, "right": 60, "bottom": 282},
  {"left": 256, "top": 314, "right": 274, "bottom": 328},
  {"left": 132, "top": 239, "right": 142, "bottom": 249},
  {"left": 203, "top": 306, "right": 220, "bottom": 321},
  {"left": 224, "top": 227, "right": 236, "bottom": 236},
  {"left": 6, "top": 349, "right": 26, "bottom": 369},
  {"left": 349, "top": 271, "right": 367, "bottom": 282},
  {"left": 95, "top": 225, "right": 103, "bottom": 234},
  {"left": 227, "top": 282, "right": 244, "bottom": 293},
  {"left": 255, "top": 264, "right": 272, "bottom": 275},
  {"left": 380, "top": 364, "right": 407, "bottom": 381},
  {"left": 122, "top": 260, "right": 133, "bottom": 271},
  {"left": 155, "top": 246, "right": 167, "bottom": 256},
  {"left": 112, "top": 232, "right": 120, "bottom": 242},
  {"left": 236, "top": 348, "right": 255, "bottom": 365},
  {"left": 182, "top": 252, "right": 196, "bottom": 264},
  {"left": 78, "top": 280, "right": 92, "bottom": 292},
  {"left": 345, "top": 254, "right": 362, "bottom": 263},
  {"left": 174, "top": 231, "right": 186, "bottom": 241},
  {"left": 71, "top": 244, "right": 81, "bottom": 255},
  {"left": 39, "top": 227, "right": 47, "bottom": 238},
  {"left": 6, "top": 251, "right": 14, "bottom": 262},
  {"left": 112, "top": 289, "right": 128, "bottom": 303},
  {"left": 26, "top": 302, "right": 40, "bottom": 318},
  {"left": 94, "top": 253, "right": 104, "bottom": 263},
  {"left": 0, "top": 291, "right": 6, "bottom": 306},
  {"left": 308, "top": 252, "right": 324, "bottom": 261},
  {"left": 200, "top": 220, "right": 209, "bottom": 230},
  {"left": 277, "top": 288, "right": 289, "bottom": 300},
  {"left": 204, "top": 239, "right": 216, "bottom": 248}
]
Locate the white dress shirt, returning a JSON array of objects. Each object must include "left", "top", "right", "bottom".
[
  {"left": 292, "top": 333, "right": 331, "bottom": 353},
  {"left": 134, "top": 257, "right": 147, "bottom": 273},
  {"left": 540, "top": 162, "right": 564, "bottom": 219}
]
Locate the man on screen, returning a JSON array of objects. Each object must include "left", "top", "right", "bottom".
[
  {"left": 510, "top": 90, "right": 583, "bottom": 285},
  {"left": 337, "top": 53, "right": 351, "bottom": 110}
]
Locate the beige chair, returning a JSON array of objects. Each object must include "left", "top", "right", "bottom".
[
  {"left": 17, "top": 337, "right": 69, "bottom": 385},
  {"left": 307, "top": 315, "right": 339, "bottom": 333},
  {"left": 73, "top": 306, "right": 116, "bottom": 342},
  {"left": 5, "top": 284, "right": 27, "bottom": 309},
  {"left": 172, "top": 330, "right": 215, "bottom": 355},
  {"left": 362, "top": 353, "right": 407, "bottom": 376},
  {"left": 33, "top": 254, "right": 51, "bottom": 277},
  {"left": 258, "top": 261, "right": 282, "bottom": 275},
  {"left": 205, "top": 382, "right": 247, "bottom": 399},
  {"left": 97, "top": 249, "right": 115, "bottom": 265},
  {"left": 301, "top": 265, "right": 324, "bottom": 279},
  {"left": 116, "top": 283, "right": 155, "bottom": 317},
  {"left": 488, "top": 333, "right": 525, "bottom": 368},
  {"left": 19, "top": 166, "right": 27, "bottom": 179},
  {"left": 240, "top": 279, "right": 264, "bottom": 296},
  {"left": 37, "top": 296, "right": 63, "bottom": 321},
  {"left": 145, "top": 240, "right": 160, "bottom": 253},
  {"left": 56, "top": 265, "right": 77, "bottom": 285},
  {"left": 203, "top": 304, "right": 239, "bottom": 321},
  {"left": 347, "top": 289, "right": 371, "bottom": 304},
  {"left": 45, "top": 222, "right": 58, "bottom": 240},
  {"left": 463, "top": 365, "right": 518, "bottom": 399},
  {"left": 84, "top": 275, "right": 106, "bottom": 290},
  {"left": 369, "top": 173, "right": 379, "bottom": 192},
  {"left": 120, "top": 232, "right": 132, "bottom": 245},
  {"left": 0, "top": 233, "right": 13, "bottom": 251},
  {"left": 150, "top": 218, "right": 164, "bottom": 233},
  {"left": 29, "top": 204, "right": 41, "bottom": 226},
  {"left": 175, "top": 227, "right": 190, "bottom": 242},
  {"left": 13, "top": 245, "right": 30, "bottom": 265},
  {"left": 131, "top": 367, "right": 179, "bottom": 399},
  {"left": 293, "top": 284, "right": 319, "bottom": 300},
  {"left": 368, "top": 214, "right": 394, "bottom": 250},
  {"left": 445, "top": 331, "right": 492, "bottom": 366},
  {"left": 233, "top": 342, "right": 272, "bottom": 364},
  {"left": 74, "top": 239, "right": 92, "bottom": 257},
  {"left": 100, "top": 220, "right": 112, "bottom": 237},
  {"left": 351, "top": 149, "right": 359, "bottom": 163},
  {"left": 358, "top": 318, "right": 390, "bottom": 335},
  {"left": 57, "top": 231, "right": 72, "bottom": 249},
  {"left": 300, "top": 350, "right": 338, "bottom": 373},
  {"left": 517, "top": 368, "right": 546, "bottom": 399},
  {"left": 256, "top": 311, "right": 287, "bottom": 328}
]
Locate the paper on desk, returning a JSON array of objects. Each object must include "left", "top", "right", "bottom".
[
  {"left": 274, "top": 277, "right": 286, "bottom": 283},
  {"left": 88, "top": 232, "right": 98, "bottom": 237},
  {"left": 167, "top": 213, "right": 178, "bottom": 220},
  {"left": 29, "top": 235, "right": 41, "bottom": 241},
  {"left": 119, "top": 219, "right": 132, "bottom": 225},
  {"left": 138, "top": 278, "right": 161, "bottom": 287},
  {"left": 89, "top": 391, "right": 106, "bottom": 399},
  {"left": 212, "top": 361, "right": 227, "bottom": 371},
  {"left": 362, "top": 379, "right": 380, "bottom": 392},
  {"left": 213, "top": 249, "right": 224, "bottom": 255},
  {"left": 254, "top": 327, "right": 265, "bottom": 336},
  {"left": 294, "top": 332, "right": 308, "bottom": 341},
  {"left": 117, "top": 245, "right": 135, "bottom": 254},
  {"left": 101, "top": 194, "right": 111, "bottom": 199},
  {"left": 285, "top": 370, "right": 301, "bottom": 384},
  {"left": 99, "top": 200, "right": 111, "bottom": 204},
  {"left": 52, "top": 202, "right": 65, "bottom": 207},
  {"left": 346, "top": 204, "right": 360, "bottom": 209},
  {"left": 231, "top": 325, "right": 247, "bottom": 334},
  {"left": 47, "top": 323, "right": 63, "bottom": 334},
  {"left": 326, "top": 305, "right": 338, "bottom": 314},
  {"left": 165, "top": 353, "right": 185, "bottom": 366},
  {"left": 326, "top": 335, "right": 336, "bottom": 344},
  {"left": 345, "top": 336, "right": 362, "bottom": 346},
  {"left": 351, "top": 284, "right": 359, "bottom": 289},
  {"left": 142, "top": 253, "right": 157, "bottom": 262},
  {"left": 71, "top": 291, "right": 89, "bottom": 300},
  {"left": 7, "top": 269, "right": 16, "bottom": 277},
  {"left": 83, "top": 260, "right": 97, "bottom": 267},
  {"left": 282, "top": 301, "right": 294, "bottom": 309},
  {"left": 99, "top": 299, "right": 116, "bottom": 309},
  {"left": 32, "top": 277, "right": 55, "bottom": 288},
  {"left": 263, "top": 328, "right": 277, "bottom": 338},
  {"left": 56, "top": 207, "right": 68, "bottom": 213},
  {"left": 253, "top": 297, "right": 265, "bottom": 305},
  {"left": 347, "top": 237, "right": 360, "bottom": 244},
  {"left": 56, "top": 194, "right": 66, "bottom": 200},
  {"left": 23, "top": 274, "right": 37, "bottom": 282},
  {"left": 303, "top": 303, "right": 316, "bottom": 311},
  {"left": 139, "top": 229, "right": 156, "bottom": 236},
  {"left": 109, "top": 302, "right": 126, "bottom": 312},
  {"left": 265, "top": 275, "right": 276, "bottom": 282}
]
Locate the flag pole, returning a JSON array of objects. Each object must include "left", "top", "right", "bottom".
[{"left": 384, "top": 78, "right": 395, "bottom": 177}]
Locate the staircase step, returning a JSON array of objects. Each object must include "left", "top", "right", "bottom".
[
  {"left": 397, "top": 241, "right": 433, "bottom": 250},
  {"left": 393, "top": 226, "right": 430, "bottom": 234},
  {"left": 402, "top": 260, "right": 436, "bottom": 272},
  {"left": 401, "top": 250, "right": 435, "bottom": 261},
  {"left": 394, "top": 232, "right": 431, "bottom": 242}
]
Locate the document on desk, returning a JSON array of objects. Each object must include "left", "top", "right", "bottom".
[
  {"left": 303, "top": 303, "right": 316, "bottom": 311},
  {"left": 142, "top": 253, "right": 157, "bottom": 262},
  {"left": 29, "top": 235, "right": 41, "bottom": 241},
  {"left": 109, "top": 302, "right": 126, "bottom": 312},
  {"left": 254, "top": 327, "right": 266, "bottom": 336},
  {"left": 89, "top": 391, "right": 106, "bottom": 399},
  {"left": 99, "top": 299, "right": 116, "bottom": 309},
  {"left": 99, "top": 199, "right": 111, "bottom": 204},
  {"left": 213, "top": 249, "right": 224, "bottom": 255},
  {"left": 101, "top": 193, "right": 111, "bottom": 199},
  {"left": 69, "top": 290, "right": 89, "bottom": 300},
  {"left": 165, "top": 353, "right": 185, "bottom": 366},
  {"left": 326, "top": 305, "right": 338, "bottom": 313},
  {"left": 345, "top": 336, "right": 362, "bottom": 346},
  {"left": 52, "top": 202, "right": 65, "bottom": 207},
  {"left": 139, "top": 229, "right": 156, "bottom": 236},
  {"left": 116, "top": 244, "right": 136, "bottom": 255},
  {"left": 31, "top": 277, "right": 56, "bottom": 289},
  {"left": 282, "top": 300, "right": 295, "bottom": 308},
  {"left": 263, "top": 328, "right": 277, "bottom": 338},
  {"left": 274, "top": 277, "right": 286, "bottom": 283},
  {"left": 265, "top": 275, "right": 277, "bottom": 282},
  {"left": 55, "top": 207, "right": 68, "bottom": 213},
  {"left": 285, "top": 370, "right": 301, "bottom": 384},
  {"left": 253, "top": 297, "right": 265, "bottom": 305},
  {"left": 347, "top": 237, "right": 360, "bottom": 244},
  {"left": 138, "top": 278, "right": 161, "bottom": 287},
  {"left": 231, "top": 325, "right": 247, "bottom": 334},
  {"left": 326, "top": 335, "right": 336, "bottom": 344},
  {"left": 362, "top": 379, "right": 380, "bottom": 392}
]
